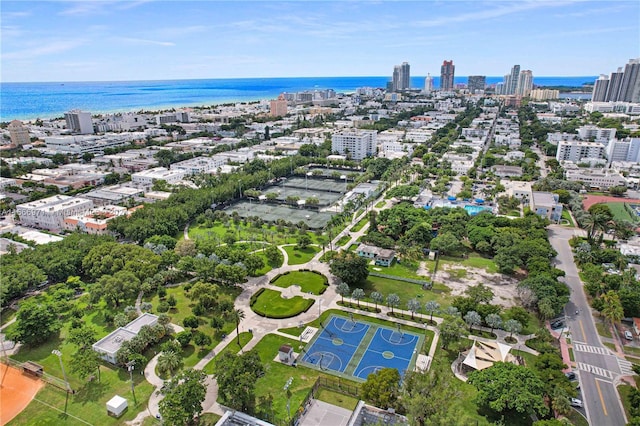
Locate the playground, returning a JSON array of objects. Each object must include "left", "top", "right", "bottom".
[
  {"left": 0, "top": 364, "right": 44, "bottom": 425},
  {"left": 300, "top": 315, "right": 422, "bottom": 381}
]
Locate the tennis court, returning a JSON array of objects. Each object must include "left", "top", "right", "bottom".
[
  {"left": 225, "top": 201, "right": 334, "bottom": 229},
  {"left": 300, "top": 315, "right": 422, "bottom": 381}
]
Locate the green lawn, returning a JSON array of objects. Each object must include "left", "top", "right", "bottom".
[
  {"left": 595, "top": 321, "right": 613, "bottom": 338},
  {"left": 188, "top": 221, "right": 327, "bottom": 246},
  {"left": 283, "top": 245, "right": 320, "bottom": 265},
  {"left": 350, "top": 274, "right": 453, "bottom": 311},
  {"left": 251, "top": 289, "right": 314, "bottom": 318},
  {"left": 605, "top": 202, "right": 637, "bottom": 223},
  {"left": 348, "top": 243, "right": 359, "bottom": 251},
  {"left": 375, "top": 201, "right": 386, "bottom": 208},
  {"left": 335, "top": 235, "right": 351, "bottom": 248},
  {"left": 439, "top": 253, "right": 498, "bottom": 274},
  {"left": 252, "top": 335, "right": 328, "bottom": 425},
  {"left": 9, "top": 367, "right": 154, "bottom": 426},
  {"left": 561, "top": 209, "right": 575, "bottom": 227},
  {"left": 145, "top": 284, "right": 242, "bottom": 367},
  {"left": 1, "top": 307, "right": 16, "bottom": 327},
  {"left": 315, "top": 388, "right": 359, "bottom": 410},
  {"left": 368, "top": 261, "right": 426, "bottom": 280},
  {"left": 202, "top": 331, "right": 253, "bottom": 374},
  {"left": 565, "top": 409, "right": 589, "bottom": 426},
  {"left": 271, "top": 271, "right": 328, "bottom": 295},
  {"left": 351, "top": 217, "right": 369, "bottom": 232}
]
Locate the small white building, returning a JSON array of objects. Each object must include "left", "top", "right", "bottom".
[
  {"left": 93, "top": 313, "right": 159, "bottom": 364},
  {"left": 278, "top": 344, "right": 294, "bottom": 364},
  {"left": 106, "top": 395, "right": 128, "bottom": 417}
]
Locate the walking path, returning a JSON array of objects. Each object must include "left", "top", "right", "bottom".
[{"left": 128, "top": 192, "right": 539, "bottom": 424}]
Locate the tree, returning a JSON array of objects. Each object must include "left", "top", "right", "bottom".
[
  {"left": 183, "top": 316, "right": 199, "bottom": 330},
  {"left": 336, "top": 282, "right": 350, "bottom": 303},
  {"left": 468, "top": 362, "right": 547, "bottom": 416},
  {"left": 296, "top": 234, "right": 311, "bottom": 249},
  {"left": 158, "top": 369, "right": 208, "bottom": 425},
  {"left": 425, "top": 301, "right": 440, "bottom": 323},
  {"left": 176, "top": 331, "right": 193, "bottom": 348},
  {"left": 371, "top": 291, "right": 383, "bottom": 310},
  {"left": 407, "top": 298, "right": 421, "bottom": 320},
  {"left": 360, "top": 368, "right": 401, "bottom": 410},
  {"left": 352, "top": 288, "right": 365, "bottom": 308},
  {"left": 214, "top": 351, "right": 264, "bottom": 413},
  {"left": 439, "top": 315, "right": 466, "bottom": 349},
  {"left": 463, "top": 310, "right": 481, "bottom": 332},
  {"left": 231, "top": 309, "right": 245, "bottom": 345},
  {"left": 387, "top": 293, "right": 400, "bottom": 314},
  {"left": 429, "top": 232, "right": 464, "bottom": 256},
  {"left": 329, "top": 251, "right": 369, "bottom": 286},
  {"left": 601, "top": 290, "right": 624, "bottom": 327},
  {"left": 465, "top": 283, "right": 494, "bottom": 304},
  {"left": 157, "top": 350, "right": 183, "bottom": 377},
  {"left": 264, "top": 245, "right": 282, "bottom": 267},
  {"left": 402, "top": 362, "right": 472, "bottom": 426},
  {"left": 504, "top": 319, "right": 522, "bottom": 338},
  {"left": 485, "top": 313, "right": 502, "bottom": 334},
  {"left": 7, "top": 299, "right": 60, "bottom": 346},
  {"left": 192, "top": 331, "right": 212, "bottom": 348},
  {"left": 68, "top": 325, "right": 101, "bottom": 382}
]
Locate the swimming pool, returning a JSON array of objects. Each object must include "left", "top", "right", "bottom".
[{"left": 464, "top": 205, "right": 492, "bottom": 215}]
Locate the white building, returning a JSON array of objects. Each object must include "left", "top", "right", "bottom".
[
  {"left": 65, "top": 110, "right": 94, "bottom": 134},
  {"left": 585, "top": 102, "right": 640, "bottom": 115},
  {"left": 63, "top": 205, "right": 129, "bottom": 235},
  {"left": 577, "top": 125, "right": 617, "bottom": 141},
  {"left": 170, "top": 156, "right": 229, "bottom": 175},
  {"left": 131, "top": 167, "right": 186, "bottom": 189},
  {"left": 331, "top": 130, "right": 377, "bottom": 160},
  {"left": 531, "top": 192, "right": 563, "bottom": 222},
  {"left": 556, "top": 140, "right": 606, "bottom": 163},
  {"left": 564, "top": 167, "right": 627, "bottom": 189},
  {"left": 93, "top": 313, "right": 159, "bottom": 364},
  {"left": 155, "top": 111, "right": 190, "bottom": 125},
  {"left": 16, "top": 195, "right": 94, "bottom": 231},
  {"left": 44, "top": 134, "right": 133, "bottom": 155}
]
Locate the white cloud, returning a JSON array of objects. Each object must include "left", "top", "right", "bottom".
[
  {"left": 2, "top": 39, "right": 86, "bottom": 60},
  {"left": 114, "top": 37, "right": 175, "bottom": 47}
]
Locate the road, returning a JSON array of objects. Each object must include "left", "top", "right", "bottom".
[{"left": 548, "top": 226, "right": 631, "bottom": 426}]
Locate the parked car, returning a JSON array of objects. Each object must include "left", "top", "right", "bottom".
[
  {"left": 625, "top": 330, "right": 634, "bottom": 341},
  {"left": 569, "top": 398, "right": 583, "bottom": 408},
  {"left": 551, "top": 320, "right": 564, "bottom": 329},
  {"left": 565, "top": 371, "right": 576, "bottom": 380}
]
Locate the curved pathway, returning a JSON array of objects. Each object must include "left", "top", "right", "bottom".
[{"left": 130, "top": 191, "right": 538, "bottom": 423}]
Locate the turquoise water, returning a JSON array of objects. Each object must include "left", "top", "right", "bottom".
[
  {"left": 464, "top": 205, "right": 492, "bottom": 215},
  {"left": 1, "top": 76, "right": 596, "bottom": 121}
]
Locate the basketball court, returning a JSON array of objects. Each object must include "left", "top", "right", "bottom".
[
  {"left": 0, "top": 364, "right": 44, "bottom": 425},
  {"left": 299, "top": 315, "right": 423, "bottom": 381}
]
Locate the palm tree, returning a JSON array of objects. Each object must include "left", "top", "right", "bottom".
[
  {"left": 232, "top": 309, "right": 245, "bottom": 345},
  {"left": 463, "top": 311, "right": 481, "bottom": 332},
  {"left": 551, "top": 387, "right": 572, "bottom": 418},
  {"left": 601, "top": 291, "right": 624, "bottom": 327},
  {"left": 504, "top": 319, "right": 522, "bottom": 339},
  {"left": 485, "top": 313, "right": 502, "bottom": 334},
  {"left": 371, "top": 291, "right": 383, "bottom": 311},
  {"left": 425, "top": 301, "right": 440, "bottom": 323},
  {"left": 387, "top": 294, "right": 400, "bottom": 314},
  {"left": 336, "top": 282, "right": 350, "bottom": 303},
  {"left": 407, "top": 299, "right": 421, "bottom": 320},
  {"left": 352, "top": 288, "right": 365, "bottom": 308},
  {"left": 157, "top": 350, "right": 182, "bottom": 376}
]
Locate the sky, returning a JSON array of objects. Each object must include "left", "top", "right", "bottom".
[{"left": 1, "top": 0, "right": 639, "bottom": 82}]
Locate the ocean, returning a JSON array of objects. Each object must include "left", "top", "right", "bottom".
[{"left": 0, "top": 76, "right": 596, "bottom": 121}]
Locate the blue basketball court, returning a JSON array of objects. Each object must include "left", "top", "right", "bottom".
[{"left": 300, "top": 315, "right": 422, "bottom": 381}]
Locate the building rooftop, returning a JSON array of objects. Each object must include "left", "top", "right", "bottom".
[{"left": 531, "top": 191, "right": 557, "bottom": 206}]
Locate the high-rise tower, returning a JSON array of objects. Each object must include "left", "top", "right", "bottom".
[
  {"left": 507, "top": 65, "right": 520, "bottom": 95},
  {"left": 591, "top": 75, "right": 610, "bottom": 102},
  {"left": 440, "top": 60, "right": 455, "bottom": 91},
  {"left": 391, "top": 62, "right": 410, "bottom": 91},
  {"left": 468, "top": 76, "right": 486, "bottom": 93},
  {"left": 619, "top": 59, "right": 640, "bottom": 102},
  {"left": 516, "top": 70, "right": 533, "bottom": 96},
  {"left": 424, "top": 73, "right": 434, "bottom": 93},
  {"left": 606, "top": 68, "right": 624, "bottom": 101}
]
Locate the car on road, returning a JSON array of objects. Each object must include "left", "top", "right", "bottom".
[
  {"left": 625, "top": 330, "right": 634, "bottom": 340},
  {"left": 551, "top": 320, "right": 564, "bottom": 329},
  {"left": 565, "top": 372, "right": 576, "bottom": 380},
  {"left": 569, "top": 398, "right": 583, "bottom": 408}
]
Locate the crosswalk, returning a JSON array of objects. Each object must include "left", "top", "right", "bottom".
[
  {"left": 574, "top": 343, "right": 610, "bottom": 355},
  {"left": 618, "top": 359, "right": 636, "bottom": 376},
  {"left": 576, "top": 362, "right": 614, "bottom": 380}
]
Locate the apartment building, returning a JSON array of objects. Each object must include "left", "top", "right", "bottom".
[
  {"left": 16, "top": 195, "right": 94, "bottom": 231},
  {"left": 556, "top": 140, "right": 606, "bottom": 163},
  {"left": 331, "top": 130, "right": 377, "bottom": 160}
]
